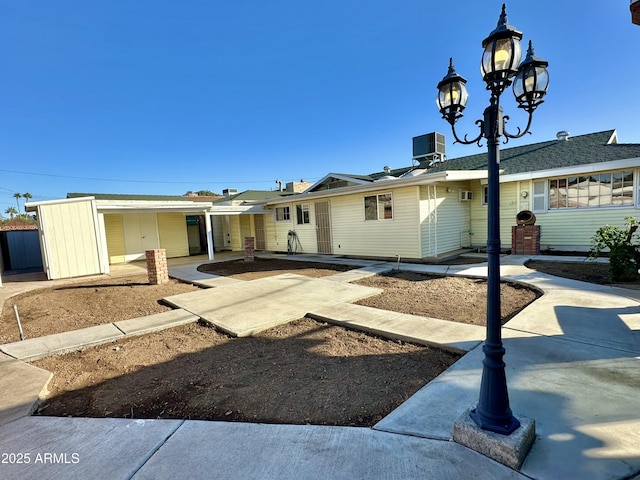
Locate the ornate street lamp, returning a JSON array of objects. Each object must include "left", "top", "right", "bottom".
[{"left": 437, "top": 4, "right": 549, "bottom": 435}]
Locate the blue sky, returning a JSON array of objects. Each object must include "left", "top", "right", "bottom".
[{"left": 1, "top": 1, "right": 638, "bottom": 214}]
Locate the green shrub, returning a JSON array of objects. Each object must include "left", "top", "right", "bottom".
[{"left": 589, "top": 216, "right": 640, "bottom": 282}]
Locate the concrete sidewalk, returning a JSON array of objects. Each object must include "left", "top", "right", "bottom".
[{"left": 0, "top": 254, "right": 639, "bottom": 479}]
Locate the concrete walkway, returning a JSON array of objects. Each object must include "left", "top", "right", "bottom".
[{"left": 0, "top": 253, "right": 639, "bottom": 479}]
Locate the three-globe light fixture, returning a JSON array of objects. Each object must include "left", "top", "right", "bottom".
[{"left": 436, "top": 4, "right": 549, "bottom": 435}]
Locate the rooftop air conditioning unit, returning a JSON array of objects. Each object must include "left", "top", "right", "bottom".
[
  {"left": 412, "top": 132, "right": 446, "bottom": 161},
  {"left": 459, "top": 190, "right": 473, "bottom": 201}
]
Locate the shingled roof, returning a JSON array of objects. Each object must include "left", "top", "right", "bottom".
[
  {"left": 416, "top": 130, "right": 640, "bottom": 176},
  {"left": 364, "top": 130, "right": 640, "bottom": 180}
]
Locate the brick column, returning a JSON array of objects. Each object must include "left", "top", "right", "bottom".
[
  {"left": 511, "top": 225, "right": 540, "bottom": 255},
  {"left": 244, "top": 237, "right": 255, "bottom": 262},
  {"left": 146, "top": 249, "right": 169, "bottom": 285}
]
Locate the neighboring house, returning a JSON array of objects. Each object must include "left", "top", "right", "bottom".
[{"left": 208, "top": 129, "right": 640, "bottom": 259}]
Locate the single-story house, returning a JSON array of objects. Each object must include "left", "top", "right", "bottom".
[
  {"left": 9, "top": 128, "right": 640, "bottom": 283},
  {"left": 207, "top": 129, "right": 640, "bottom": 259}
]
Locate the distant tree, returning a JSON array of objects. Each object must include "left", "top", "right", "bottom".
[
  {"left": 5, "top": 207, "right": 18, "bottom": 219},
  {"left": 23, "top": 192, "right": 33, "bottom": 212},
  {"left": 13, "top": 192, "right": 22, "bottom": 211},
  {"left": 195, "top": 190, "right": 218, "bottom": 196}
]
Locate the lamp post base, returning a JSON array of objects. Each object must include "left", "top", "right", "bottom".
[{"left": 453, "top": 406, "right": 536, "bottom": 470}]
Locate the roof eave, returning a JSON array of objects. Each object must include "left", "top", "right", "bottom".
[
  {"left": 264, "top": 170, "right": 489, "bottom": 205},
  {"left": 501, "top": 157, "right": 640, "bottom": 182}
]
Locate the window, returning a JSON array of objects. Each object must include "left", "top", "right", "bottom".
[
  {"left": 296, "top": 204, "right": 310, "bottom": 224},
  {"left": 364, "top": 193, "right": 393, "bottom": 220},
  {"left": 275, "top": 206, "right": 290, "bottom": 221},
  {"left": 532, "top": 180, "right": 546, "bottom": 212},
  {"left": 548, "top": 171, "right": 633, "bottom": 209},
  {"left": 481, "top": 186, "right": 488, "bottom": 206}
]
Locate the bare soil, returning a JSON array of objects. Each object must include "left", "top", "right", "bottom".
[
  {"left": 197, "top": 257, "right": 355, "bottom": 280},
  {"left": 0, "top": 276, "right": 200, "bottom": 344},
  {"left": 5, "top": 257, "right": 547, "bottom": 426},
  {"left": 525, "top": 260, "right": 640, "bottom": 289},
  {"left": 34, "top": 319, "right": 459, "bottom": 426},
  {"left": 355, "top": 272, "right": 539, "bottom": 326}
]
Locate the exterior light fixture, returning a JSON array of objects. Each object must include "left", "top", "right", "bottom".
[
  {"left": 513, "top": 41, "right": 550, "bottom": 112},
  {"left": 436, "top": 3, "right": 549, "bottom": 436}
]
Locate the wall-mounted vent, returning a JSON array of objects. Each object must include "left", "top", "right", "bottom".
[
  {"left": 459, "top": 190, "right": 473, "bottom": 201},
  {"left": 413, "top": 132, "right": 446, "bottom": 160}
]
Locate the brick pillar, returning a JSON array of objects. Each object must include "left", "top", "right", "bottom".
[
  {"left": 244, "top": 237, "right": 255, "bottom": 262},
  {"left": 146, "top": 249, "right": 169, "bottom": 285},
  {"left": 511, "top": 225, "right": 540, "bottom": 255}
]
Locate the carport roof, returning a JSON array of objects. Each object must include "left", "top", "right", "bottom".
[{"left": 67, "top": 193, "right": 197, "bottom": 202}]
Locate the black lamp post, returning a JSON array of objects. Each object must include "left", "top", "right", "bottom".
[{"left": 436, "top": 4, "right": 549, "bottom": 435}]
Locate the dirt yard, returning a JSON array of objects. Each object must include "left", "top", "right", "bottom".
[
  {"left": 1, "top": 257, "right": 550, "bottom": 426},
  {"left": 0, "top": 276, "right": 200, "bottom": 344},
  {"left": 355, "top": 272, "right": 538, "bottom": 326}
]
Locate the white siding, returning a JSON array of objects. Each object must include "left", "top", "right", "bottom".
[
  {"left": 38, "top": 199, "right": 103, "bottom": 280},
  {"left": 330, "top": 186, "right": 420, "bottom": 258},
  {"left": 534, "top": 207, "right": 638, "bottom": 251},
  {"left": 420, "top": 183, "right": 472, "bottom": 257}
]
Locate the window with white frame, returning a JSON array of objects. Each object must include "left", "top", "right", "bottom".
[
  {"left": 548, "top": 171, "right": 634, "bottom": 209},
  {"left": 364, "top": 193, "right": 393, "bottom": 220},
  {"left": 296, "top": 204, "right": 310, "bottom": 224},
  {"left": 532, "top": 180, "right": 546, "bottom": 212},
  {"left": 275, "top": 206, "right": 290, "bottom": 221}
]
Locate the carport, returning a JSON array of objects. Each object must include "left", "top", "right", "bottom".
[{"left": 26, "top": 195, "right": 215, "bottom": 281}]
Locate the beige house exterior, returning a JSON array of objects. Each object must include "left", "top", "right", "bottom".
[
  {"left": 7, "top": 129, "right": 639, "bottom": 284},
  {"left": 210, "top": 129, "right": 640, "bottom": 258}
]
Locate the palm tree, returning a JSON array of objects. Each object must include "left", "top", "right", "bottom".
[
  {"left": 13, "top": 192, "right": 22, "bottom": 211},
  {"left": 23, "top": 192, "right": 33, "bottom": 212},
  {"left": 5, "top": 207, "right": 18, "bottom": 219}
]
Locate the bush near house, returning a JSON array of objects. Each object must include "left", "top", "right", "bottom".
[{"left": 589, "top": 216, "right": 640, "bottom": 281}]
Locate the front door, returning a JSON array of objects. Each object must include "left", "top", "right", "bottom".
[
  {"left": 314, "top": 201, "right": 332, "bottom": 254},
  {"left": 254, "top": 215, "right": 267, "bottom": 250}
]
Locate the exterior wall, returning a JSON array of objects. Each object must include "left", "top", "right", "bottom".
[
  {"left": 157, "top": 212, "right": 189, "bottom": 258},
  {"left": 533, "top": 207, "right": 637, "bottom": 251},
  {"left": 288, "top": 201, "right": 318, "bottom": 254},
  {"left": 471, "top": 177, "right": 640, "bottom": 251},
  {"left": 37, "top": 199, "right": 103, "bottom": 279},
  {"left": 228, "top": 216, "right": 242, "bottom": 251},
  {"left": 420, "top": 182, "right": 472, "bottom": 257},
  {"left": 239, "top": 215, "right": 252, "bottom": 245},
  {"left": 210, "top": 215, "right": 224, "bottom": 251},
  {"left": 329, "top": 186, "right": 420, "bottom": 258},
  {"left": 104, "top": 214, "right": 126, "bottom": 264},
  {"left": 265, "top": 206, "right": 294, "bottom": 252},
  {"left": 469, "top": 180, "right": 520, "bottom": 250}
]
